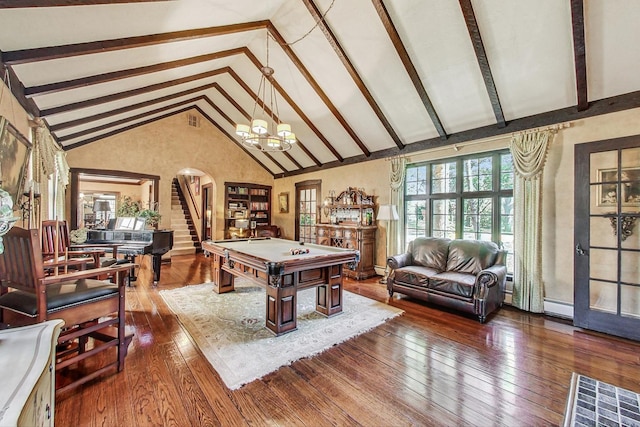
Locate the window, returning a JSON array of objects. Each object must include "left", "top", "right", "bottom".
[{"left": 404, "top": 150, "right": 514, "bottom": 273}]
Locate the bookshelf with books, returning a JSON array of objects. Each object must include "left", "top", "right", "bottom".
[{"left": 224, "top": 182, "right": 272, "bottom": 238}]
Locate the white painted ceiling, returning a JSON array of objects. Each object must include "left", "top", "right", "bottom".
[{"left": 1, "top": 0, "right": 639, "bottom": 176}]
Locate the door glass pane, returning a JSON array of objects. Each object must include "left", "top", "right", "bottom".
[
  {"left": 589, "top": 248, "right": 618, "bottom": 282},
  {"left": 590, "top": 216, "right": 617, "bottom": 248},
  {"left": 591, "top": 183, "right": 618, "bottom": 210},
  {"left": 621, "top": 285, "right": 640, "bottom": 319},
  {"left": 621, "top": 217, "right": 640, "bottom": 250},
  {"left": 589, "top": 280, "right": 617, "bottom": 313},
  {"left": 590, "top": 151, "right": 618, "bottom": 182},
  {"left": 298, "top": 188, "right": 317, "bottom": 243},
  {"left": 621, "top": 251, "right": 640, "bottom": 284}
]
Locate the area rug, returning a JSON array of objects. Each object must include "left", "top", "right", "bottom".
[
  {"left": 159, "top": 280, "right": 403, "bottom": 390},
  {"left": 563, "top": 372, "right": 640, "bottom": 427}
]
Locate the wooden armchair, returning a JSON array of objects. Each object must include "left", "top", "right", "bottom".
[
  {"left": 41, "top": 220, "right": 118, "bottom": 272},
  {"left": 0, "top": 226, "right": 135, "bottom": 394}
]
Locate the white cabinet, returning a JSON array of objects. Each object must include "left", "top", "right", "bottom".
[{"left": 0, "top": 320, "right": 63, "bottom": 427}]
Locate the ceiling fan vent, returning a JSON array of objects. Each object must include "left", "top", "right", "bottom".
[{"left": 187, "top": 113, "right": 200, "bottom": 128}]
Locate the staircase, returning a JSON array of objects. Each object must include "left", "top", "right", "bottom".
[{"left": 170, "top": 179, "right": 200, "bottom": 256}]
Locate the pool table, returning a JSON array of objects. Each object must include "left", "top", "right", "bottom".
[{"left": 202, "top": 238, "right": 360, "bottom": 335}]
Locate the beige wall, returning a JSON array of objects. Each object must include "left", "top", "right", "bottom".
[{"left": 64, "top": 111, "right": 274, "bottom": 239}]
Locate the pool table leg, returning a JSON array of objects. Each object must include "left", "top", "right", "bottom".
[
  {"left": 265, "top": 273, "right": 297, "bottom": 336},
  {"left": 211, "top": 253, "right": 235, "bottom": 294},
  {"left": 315, "top": 264, "right": 344, "bottom": 317}
]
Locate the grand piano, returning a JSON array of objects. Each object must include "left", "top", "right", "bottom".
[{"left": 86, "top": 217, "right": 174, "bottom": 285}]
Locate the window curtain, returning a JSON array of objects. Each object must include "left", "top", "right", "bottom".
[
  {"left": 509, "top": 130, "right": 553, "bottom": 313},
  {"left": 32, "top": 120, "right": 69, "bottom": 220},
  {"left": 389, "top": 156, "right": 406, "bottom": 255}
]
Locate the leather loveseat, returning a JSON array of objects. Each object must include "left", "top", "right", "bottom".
[{"left": 386, "top": 237, "right": 507, "bottom": 323}]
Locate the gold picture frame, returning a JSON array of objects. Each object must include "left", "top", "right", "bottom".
[
  {"left": 0, "top": 116, "right": 32, "bottom": 206},
  {"left": 596, "top": 167, "right": 640, "bottom": 207},
  {"left": 278, "top": 192, "right": 289, "bottom": 213}
]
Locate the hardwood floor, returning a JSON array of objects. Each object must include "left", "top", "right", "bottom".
[{"left": 54, "top": 253, "right": 640, "bottom": 426}]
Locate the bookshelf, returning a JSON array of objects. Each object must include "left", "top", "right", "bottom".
[{"left": 224, "top": 182, "right": 272, "bottom": 238}]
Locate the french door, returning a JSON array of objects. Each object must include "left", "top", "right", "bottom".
[
  {"left": 574, "top": 136, "right": 640, "bottom": 340},
  {"left": 295, "top": 180, "right": 321, "bottom": 243}
]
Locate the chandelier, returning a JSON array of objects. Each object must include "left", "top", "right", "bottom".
[{"left": 235, "top": 34, "right": 296, "bottom": 152}]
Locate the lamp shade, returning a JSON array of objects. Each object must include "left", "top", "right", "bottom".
[
  {"left": 93, "top": 200, "right": 111, "bottom": 212},
  {"left": 377, "top": 204, "right": 399, "bottom": 221}
]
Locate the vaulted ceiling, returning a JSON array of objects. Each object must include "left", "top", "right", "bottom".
[{"left": 1, "top": 0, "right": 640, "bottom": 177}]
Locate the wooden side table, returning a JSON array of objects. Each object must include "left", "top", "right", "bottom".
[{"left": 0, "top": 320, "right": 64, "bottom": 427}]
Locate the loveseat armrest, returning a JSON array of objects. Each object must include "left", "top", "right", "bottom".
[
  {"left": 387, "top": 253, "right": 412, "bottom": 270},
  {"left": 475, "top": 264, "right": 507, "bottom": 296}
]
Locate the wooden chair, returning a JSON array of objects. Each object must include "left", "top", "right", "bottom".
[
  {"left": 41, "top": 220, "right": 118, "bottom": 272},
  {"left": 0, "top": 226, "right": 135, "bottom": 394}
]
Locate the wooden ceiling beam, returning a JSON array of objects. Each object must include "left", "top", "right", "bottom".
[
  {"left": 48, "top": 81, "right": 218, "bottom": 132},
  {"left": 40, "top": 67, "right": 230, "bottom": 117},
  {"left": 371, "top": 0, "right": 447, "bottom": 139},
  {"left": 2, "top": 21, "right": 268, "bottom": 65},
  {"left": 0, "top": 1, "right": 169, "bottom": 7},
  {"left": 23, "top": 47, "right": 244, "bottom": 97},
  {"left": 211, "top": 82, "right": 304, "bottom": 170},
  {"left": 458, "top": 0, "right": 506, "bottom": 128},
  {"left": 571, "top": 0, "right": 588, "bottom": 111},
  {"left": 267, "top": 24, "right": 371, "bottom": 157},
  {"left": 0, "top": 63, "right": 40, "bottom": 117},
  {"left": 56, "top": 95, "right": 208, "bottom": 142},
  {"left": 301, "top": 0, "right": 404, "bottom": 150}
]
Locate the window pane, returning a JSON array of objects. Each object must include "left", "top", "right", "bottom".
[
  {"left": 405, "top": 200, "right": 427, "bottom": 242},
  {"left": 432, "top": 162, "right": 456, "bottom": 194},
  {"left": 432, "top": 199, "right": 456, "bottom": 239},
  {"left": 406, "top": 166, "right": 427, "bottom": 196},
  {"left": 501, "top": 153, "right": 514, "bottom": 190},
  {"left": 463, "top": 198, "right": 492, "bottom": 240},
  {"left": 463, "top": 156, "right": 492, "bottom": 192}
]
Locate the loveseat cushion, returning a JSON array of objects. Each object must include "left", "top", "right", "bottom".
[
  {"left": 430, "top": 271, "right": 476, "bottom": 298},
  {"left": 446, "top": 239, "right": 499, "bottom": 274},
  {"left": 391, "top": 265, "right": 439, "bottom": 288},
  {"left": 409, "top": 237, "right": 451, "bottom": 272}
]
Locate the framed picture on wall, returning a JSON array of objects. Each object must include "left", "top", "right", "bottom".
[
  {"left": 597, "top": 167, "right": 640, "bottom": 207},
  {"left": 278, "top": 192, "right": 289, "bottom": 213},
  {"left": 0, "top": 117, "right": 32, "bottom": 206}
]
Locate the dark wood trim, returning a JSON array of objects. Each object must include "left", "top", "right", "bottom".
[
  {"left": 207, "top": 83, "right": 302, "bottom": 170},
  {"left": 301, "top": 0, "right": 404, "bottom": 150},
  {"left": 2, "top": 21, "right": 268, "bottom": 65},
  {"left": 57, "top": 95, "right": 208, "bottom": 142},
  {"left": 227, "top": 66, "right": 328, "bottom": 166},
  {"left": 571, "top": 0, "right": 588, "bottom": 111},
  {"left": 371, "top": 0, "right": 447, "bottom": 139},
  {"left": 267, "top": 24, "right": 371, "bottom": 157},
  {"left": 40, "top": 67, "right": 230, "bottom": 117},
  {"left": 23, "top": 48, "right": 244, "bottom": 97},
  {"left": 458, "top": 0, "right": 506, "bottom": 128},
  {"left": 69, "top": 167, "right": 160, "bottom": 230}
]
